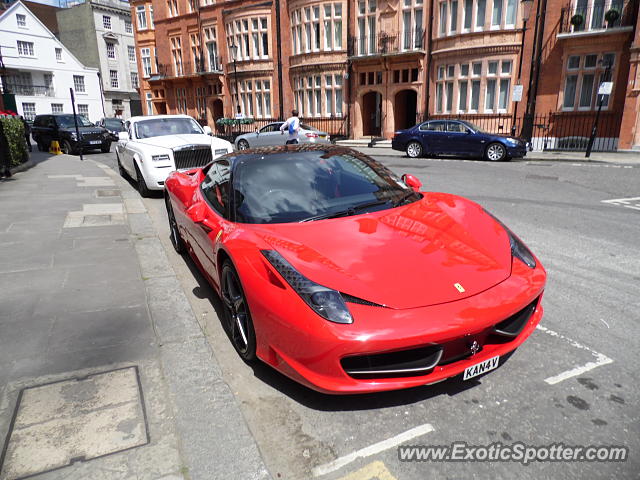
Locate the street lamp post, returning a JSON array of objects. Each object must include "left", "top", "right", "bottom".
[
  {"left": 228, "top": 42, "right": 240, "bottom": 117},
  {"left": 585, "top": 60, "right": 613, "bottom": 158},
  {"left": 511, "top": 0, "right": 533, "bottom": 136}
]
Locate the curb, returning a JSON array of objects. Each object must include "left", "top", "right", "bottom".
[{"left": 92, "top": 161, "right": 272, "bottom": 480}]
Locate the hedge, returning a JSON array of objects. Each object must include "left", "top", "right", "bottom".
[{"left": 0, "top": 116, "right": 28, "bottom": 167}]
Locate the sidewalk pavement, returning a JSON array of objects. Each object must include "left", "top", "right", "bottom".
[
  {"left": 0, "top": 152, "right": 270, "bottom": 480},
  {"left": 336, "top": 141, "right": 640, "bottom": 165}
]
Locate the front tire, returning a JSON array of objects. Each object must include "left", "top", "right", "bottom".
[
  {"left": 61, "top": 140, "right": 75, "bottom": 155},
  {"left": 485, "top": 142, "right": 507, "bottom": 162},
  {"left": 221, "top": 260, "right": 256, "bottom": 361},
  {"left": 134, "top": 162, "right": 151, "bottom": 197},
  {"left": 165, "top": 196, "right": 185, "bottom": 254},
  {"left": 116, "top": 153, "right": 126, "bottom": 177},
  {"left": 237, "top": 139, "right": 249, "bottom": 150},
  {"left": 406, "top": 141, "right": 423, "bottom": 158},
  {"left": 101, "top": 142, "right": 111, "bottom": 153}
]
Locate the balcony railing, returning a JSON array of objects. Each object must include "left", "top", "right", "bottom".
[
  {"left": 156, "top": 58, "right": 223, "bottom": 78},
  {"left": 559, "top": 1, "right": 633, "bottom": 33},
  {"left": 4, "top": 84, "right": 54, "bottom": 96},
  {"left": 348, "top": 29, "right": 425, "bottom": 57}
]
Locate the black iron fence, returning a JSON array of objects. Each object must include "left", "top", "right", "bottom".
[
  {"left": 3, "top": 84, "right": 54, "bottom": 96},
  {"left": 418, "top": 112, "right": 620, "bottom": 151},
  {"left": 156, "top": 59, "right": 223, "bottom": 78},
  {"left": 348, "top": 29, "right": 425, "bottom": 57},
  {"left": 559, "top": 1, "right": 633, "bottom": 33},
  {"left": 214, "top": 115, "right": 350, "bottom": 143}
]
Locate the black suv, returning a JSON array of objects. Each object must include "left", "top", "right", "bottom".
[{"left": 31, "top": 114, "right": 111, "bottom": 154}]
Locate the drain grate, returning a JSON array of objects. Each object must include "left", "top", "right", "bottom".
[{"left": 0, "top": 367, "right": 149, "bottom": 480}]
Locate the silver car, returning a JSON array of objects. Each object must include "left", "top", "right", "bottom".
[{"left": 235, "top": 122, "right": 331, "bottom": 150}]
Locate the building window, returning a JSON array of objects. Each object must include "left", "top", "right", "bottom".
[
  {"left": 110, "top": 70, "right": 119, "bottom": 88},
  {"left": 106, "top": 42, "right": 116, "bottom": 59},
  {"left": 167, "top": 0, "right": 178, "bottom": 18},
  {"left": 22, "top": 103, "right": 36, "bottom": 121},
  {"left": 125, "top": 20, "right": 132, "bottom": 33},
  {"left": 176, "top": 88, "right": 187, "bottom": 113},
  {"left": 146, "top": 92, "right": 153, "bottom": 114},
  {"left": 128, "top": 45, "right": 136, "bottom": 62},
  {"left": 78, "top": 104, "right": 89, "bottom": 118},
  {"left": 103, "top": 15, "right": 111, "bottom": 30},
  {"left": 187, "top": 0, "right": 196, "bottom": 13},
  {"left": 562, "top": 52, "right": 615, "bottom": 111},
  {"left": 131, "top": 72, "right": 139, "bottom": 88},
  {"left": 73, "top": 75, "right": 85, "bottom": 93},
  {"left": 141, "top": 48, "right": 152, "bottom": 77},
  {"left": 190, "top": 33, "right": 202, "bottom": 71},
  {"left": 171, "top": 37, "right": 183, "bottom": 76},
  {"left": 149, "top": 6, "right": 154, "bottom": 28},
  {"left": 357, "top": 0, "right": 377, "bottom": 55},
  {"left": 16, "top": 13, "right": 26, "bottom": 27},
  {"left": 204, "top": 26, "right": 221, "bottom": 71},
  {"left": 476, "top": 0, "right": 486, "bottom": 29},
  {"left": 195, "top": 87, "right": 207, "bottom": 119},
  {"left": 136, "top": 5, "right": 147, "bottom": 29},
  {"left": 226, "top": 17, "right": 270, "bottom": 61},
  {"left": 55, "top": 47, "right": 62, "bottom": 61},
  {"left": 17, "top": 40, "right": 34, "bottom": 56},
  {"left": 402, "top": 0, "right": 423, "bottom": 50},
  {"left": 51, "top": 103, "right": 64, "bottom": 113},
  {"left": 294, "top": 73, "right": 343, "bottom": 117},
  {"left": 463, "top": 0, "right": 473, "bottom": 29}
]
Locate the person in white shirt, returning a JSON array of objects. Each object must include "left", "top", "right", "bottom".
[{"left": 280, "top": 109, "right": 300, "bottom": 145}]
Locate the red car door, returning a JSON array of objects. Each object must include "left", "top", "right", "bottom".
[{"left": 186, "top": 160, "right": 230, "bottom": 287}]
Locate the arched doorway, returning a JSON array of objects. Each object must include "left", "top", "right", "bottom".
[
  {"left": 394, "top": 90, "right": 418, "bottom": 131},
  {"left": 362, "top": 91, "right": 382, "bottom": 137}
]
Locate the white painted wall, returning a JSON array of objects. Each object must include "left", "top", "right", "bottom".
[{"left": 0, "top": 1, "right": 104, "bottom": 121}]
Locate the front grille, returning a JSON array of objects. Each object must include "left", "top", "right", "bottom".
[
  {"left": 82, "top": 132, "right": 102, "bottom": 141},
  {"left": 341, "top": 345, "right": 443, "bottom": 379},
  {"left": 493, "top": 297, "right": 538, "bottom": 338},
  {"left": 173, "top": 145, "right": 213, "bottom": 170}
]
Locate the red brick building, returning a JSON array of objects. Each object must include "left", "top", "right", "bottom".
[{"left": 130, "top": 0, "right": 640, "bottom": 150}]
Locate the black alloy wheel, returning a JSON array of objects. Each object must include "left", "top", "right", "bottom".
[
  {"left": 221, "top": 260, "right": 256, "bottom": 361},
  {"left": 165, "top": 196, "right": 185, "bottom": 254}
]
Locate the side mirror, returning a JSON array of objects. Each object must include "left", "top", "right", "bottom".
[
  {"left": 402, "top": 174, "right": 422, "bottom": 192},
  {"left": 203, "top": 126, "right": 212, "bottom": 135},
  {"left": 118, "top": 131, "right": 130, "bottom": 141}
]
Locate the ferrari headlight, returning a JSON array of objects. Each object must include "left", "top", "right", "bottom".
[
  {"left": 484, "top": 210, "right": 536, "bottom": 269},
  {"left": 151, "top": 154, "right": 170, "bottom": 162},
  {"left": 261, "top": 250, "right": 353, "bottom": 324}
]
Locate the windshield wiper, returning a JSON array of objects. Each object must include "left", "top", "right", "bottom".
[{"left": 299, "top": 199, "right": 390, "bottom": 222}]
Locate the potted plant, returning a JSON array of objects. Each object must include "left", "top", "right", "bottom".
[
  {"left": 570, "top": 13, "right": 584, "bottom": 29},
  {"left": 604, "top": 8, "right": 620, "bottom": 27}
]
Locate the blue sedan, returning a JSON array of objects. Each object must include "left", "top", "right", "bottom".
[{"left": 392, "top": 119, "right": 528, "bottom": 161}]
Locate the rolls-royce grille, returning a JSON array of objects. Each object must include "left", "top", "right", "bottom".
[{"left": 173, "top": 145, "right": 212, "bottom": 170}]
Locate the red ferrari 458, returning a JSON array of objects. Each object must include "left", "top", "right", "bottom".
[{"left": 164, "top": 145, "right": 546, "bottom": 394}]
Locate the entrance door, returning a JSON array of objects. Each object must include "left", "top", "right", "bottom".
[
  {"left": 394, "top": 90, "right": 418, "bottom": 131},
  {"left": 362, "top": 91, "right": 382, "bottom": 137}
]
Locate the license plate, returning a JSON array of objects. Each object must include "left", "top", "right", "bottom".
[
  {"left": 89, "top": 140, "right": 102, "bottom": 145},
  {"left": 463, "top": 355, "right": 500, "bottom": 380}
]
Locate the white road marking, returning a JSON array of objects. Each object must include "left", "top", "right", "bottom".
[
  {"left": 536, "top": 325, "right": 613, "bottom": 385},
  {"left": 312, "top": 423, "right": 434, "bottom": 477},
  {"left": 601, "top": 196, "right": 640, "bottom": 211}
]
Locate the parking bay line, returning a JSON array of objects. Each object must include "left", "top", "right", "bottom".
[
  {"left": 536, "top": 325, "right": 613, "bottom": 385},
  {"left": 312, "top": 423, "right": 434, "bottom": 477}
]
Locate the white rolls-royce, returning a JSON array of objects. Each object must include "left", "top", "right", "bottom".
[{"left": 116, "top": 115, "right": 233, "bottom": 196}]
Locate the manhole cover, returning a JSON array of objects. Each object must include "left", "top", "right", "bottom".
[{"left": 0, "top": 367, "right": 149, "bottom": 480}]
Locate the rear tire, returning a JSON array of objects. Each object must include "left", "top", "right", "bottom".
[
  {"left": 485, "top": 142, "right": 507, "bottom": 162},
  {"left": 134, "top": 162, "right": 151, "bottom": 198},
  {"left": 221, "top": 260, "right": 256, "bottom": 362},
  {"left": 237, "top": 139, "right": 249, "bottom": 150},
  {"left": 406, "top": 141, "right": 423, "bottom": 158}
]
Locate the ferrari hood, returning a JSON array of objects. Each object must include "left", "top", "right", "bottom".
[
  {"left": 136, "top": 134, "right": 230, "bottom": 150},
  {"left": 254, "top": 193, "right": 513, "bottom": 309}
]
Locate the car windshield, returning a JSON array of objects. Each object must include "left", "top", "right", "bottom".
[
  {"left": 56, "top": 115, "right": 93, "bottom": 128},
  {"left": 104, "top": 118, "right": 124, "bottom": 130},
  {"left": 230, "top": 150, "right": 420, "bottom": 224},
  {"left": 135, "top": 118, "right": 203, "bottom": 139}
]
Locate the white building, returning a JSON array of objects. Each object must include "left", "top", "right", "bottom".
[
  {"left": 0, "top": 1, "right": 103, "bottom": 121},
  {"left": 57, "top": 0, "right": 141, "bottom": 119}
]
